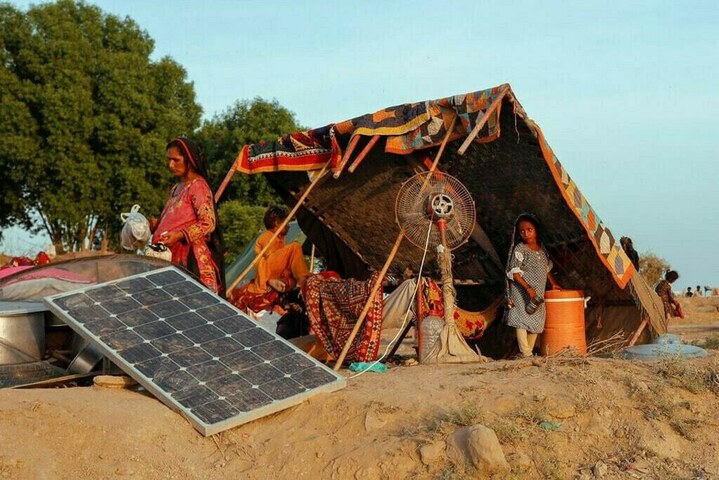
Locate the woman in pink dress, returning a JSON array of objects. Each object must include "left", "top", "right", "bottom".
[{"left": 151, "top": 137, "right": 225, "bottom": 295}]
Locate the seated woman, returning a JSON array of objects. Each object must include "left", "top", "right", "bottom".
[{"left": 230, "top": 205, "right": 309, "bottom": 314}]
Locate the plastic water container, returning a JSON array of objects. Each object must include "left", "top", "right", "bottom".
[
  {"left": 419, "top": 315, "right": 444, "bottom": 362},
  {"left": 540, "top": 290, "right": 587, "bottom": 356}
]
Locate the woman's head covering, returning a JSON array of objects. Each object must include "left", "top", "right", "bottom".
[
  {"left": 166, "top": 136, "right": 226, "bottom": 297},
  {"left": 166, "top": 137, "right": 209, "bottom": 182}
]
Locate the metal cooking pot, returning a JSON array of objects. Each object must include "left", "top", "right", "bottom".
[
  {"left": 67, "top": 342, "right": 104, "bottom": 374},
  {"left": 0, "top": 302, "right": 46, "bottom": 365}
]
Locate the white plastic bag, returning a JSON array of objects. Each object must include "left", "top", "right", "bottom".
[{"left": 120, "top": 204, "right": 151, "bottom": 250}]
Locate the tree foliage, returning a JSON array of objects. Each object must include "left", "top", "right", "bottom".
[
  {"left": 639, "top": 251, "right": 671, "bottom": 287},
  {"left": 197, "top": 98, "right": 303, "bottom": 264},
  {"left": 0, "top": 1, "right": 200, "bottom": 252},
  {"left": 197, "top": 98, "right": 302, "bottom": 206}
]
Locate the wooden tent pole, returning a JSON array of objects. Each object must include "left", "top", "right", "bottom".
[
  {"left": 214, "top": 154, "right": 241, "bottom": 203},
  {"left": 457, "top": 86, "right": 509, "bottom": 156},
  {"left": 227, "top": 160, "right": 332, "bottom": 293},
  {"left": 426, "top": 116, "right": 458, "bottom": 175},
  {"left": 332, "top": 121, "right": 458, "bottom": 370},
  {"left": 348, "top": 135, "right": 381, "bottom": 173},
  {"left": 333, "top": 135, "right": 362, "bottom": 179},
  {"left": 628, "top": 317, "right": 649, "bottom": 347},
  {"left": 333, "top": 232, "right": 404, "bottom": 371},
  {"left": 309, "top": 244, "right": 316, "bottom": 274}
]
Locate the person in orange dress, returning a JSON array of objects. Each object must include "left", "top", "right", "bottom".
[{"left": 230, "top": 205, "right": 309, "bottom": 313}]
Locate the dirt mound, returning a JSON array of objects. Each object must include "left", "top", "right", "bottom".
[
  {"left": 1, "top": 288, "right": 717, "bottom": 478},
  {"left": 1, "top": 352, "right": 718, "bottom": 479}
]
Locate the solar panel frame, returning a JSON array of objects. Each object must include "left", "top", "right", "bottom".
[{"left": 43, "top": 266, "right": 346, "bottom": 436}]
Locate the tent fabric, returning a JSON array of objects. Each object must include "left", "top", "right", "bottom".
[
  {"left": 333, "top": 85, "right": 505, "bottom": 154},
  {"left": 236, "top": 84, "right": 632, "bottom": 290},
  {"left": 235, "top": 125, "right": 334, "bottom": 175},
  {"left": 223, "top": 84, "right": 665, "bottom": 344},
  {"left": 232, "top": 85, "right": 507, "bottom": 176}
]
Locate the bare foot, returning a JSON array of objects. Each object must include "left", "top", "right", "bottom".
[{"left": 268, "top": 279, "right": 286, "bottom": 292}]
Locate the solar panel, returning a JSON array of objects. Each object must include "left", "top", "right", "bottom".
[{"left": 44, "top": 266, "right": 346, "bottom": 436}]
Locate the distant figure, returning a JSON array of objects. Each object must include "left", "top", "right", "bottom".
[
  {"left": 705, "top": 286, "right": 712, "bottom": 296},
  {"left": 685, "top": 287, "right": 693, "bottom": 297},
  {"left": 619, "top": 236, "right": 640, "bottom": 270},
  {"left": 695, "top": 285, "right": 703, "bottom": 297},
  {"left": 655, "top": 270, "right": 681, "bottom": 320}
]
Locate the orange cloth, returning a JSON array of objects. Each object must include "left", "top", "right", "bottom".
[{"left": 245, "top": 230, "right": 309, "bottom": 294}]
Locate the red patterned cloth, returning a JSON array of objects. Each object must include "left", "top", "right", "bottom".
[
  {"left": 228, "top": 285, "right": 280, "bottom": 314},
  {"left": 304, "top": 272, "right": 384, "bottom": 363},
  {"left": 234, "top": 126, "right": 335, "bottom": 175},
  {"left": 418, "top": 278, "right": 499, "bottom": 340}
]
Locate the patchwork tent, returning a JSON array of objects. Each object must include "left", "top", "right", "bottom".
[{"left": 219, "top": 84, "right": 665, "bottom": 354}]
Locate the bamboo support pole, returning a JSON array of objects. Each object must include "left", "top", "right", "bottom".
[
  {"left": 333, "top": 135, "right": 362, "bottom": 179},
  {"left": 333, "top": 232, "right": 404, "bottom": 370},
  {"left": 628, "top": 317, "right": 649, "bottom": 347},
  {"left": 332, "top": 120, "right": 458, "bottom": 370},
  {"left": 214, "top": 156, "right": 240, "bottom": 203},
  {"left": 227, "top": 160, "right": 332, "bottom": 293},
  {"left": 309, "top": 244, "right": 316, "bottom": 274},
  {"left": 348, "top": 135, "right": 380, "bottom": 173},
  {"left": 457, "top": 86, "right": 509, "bottom": 155}
]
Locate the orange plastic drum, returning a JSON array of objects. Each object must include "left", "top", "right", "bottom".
[{"left": 540, "top": 290, "right": 587, "bottom": 356}]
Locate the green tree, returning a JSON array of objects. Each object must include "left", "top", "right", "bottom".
[
  {"left": 0, "top": 1, "right": 200, "bottom": 253},
  {"left": 639, "top": 252, "right": 671, "bottom": 287},
  {"left": 197, "top": 98, "right": 302, "bottom": 206},
  {"left": 217, "top": 201, "right": 265, "bottom": 264}
]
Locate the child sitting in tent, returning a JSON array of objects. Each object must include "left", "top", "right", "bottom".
[{"left": 229, "top": 205, "right": 310, "bottom": 315}]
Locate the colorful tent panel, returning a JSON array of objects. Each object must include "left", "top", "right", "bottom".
[{"left": 230, "top": 84, "right": 634, "bottom": 289}]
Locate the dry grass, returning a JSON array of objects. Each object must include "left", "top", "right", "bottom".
[
  {"left": 692, "top": 334, "right": 719, "bottom": 350},
  {"left": 673, "top": 296, "right": 719, "bottom": 325},
  {"left": 655, "top": 357, "right": 719, "bottom": 394}
]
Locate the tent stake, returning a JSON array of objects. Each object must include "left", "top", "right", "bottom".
[
  {"left": 333, "top": 121, "right": 457, "bottom": 370},
  {"left": 227, "top": 159, "right": 332, "bottom": 293},
  {"left": 457, "top": 86, "right": 509, "bottom": 156},
  {"left": 348, "top": 135, "right": 380, "bottom": 173}
]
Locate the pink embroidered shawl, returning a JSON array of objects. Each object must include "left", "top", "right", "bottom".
[{"left": 153, "top": 178, "right": 220, "bottom": 292}]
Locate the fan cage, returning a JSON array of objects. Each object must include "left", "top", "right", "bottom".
[{"left": 395, "top": 172, "right": 476, "bottom": 250}]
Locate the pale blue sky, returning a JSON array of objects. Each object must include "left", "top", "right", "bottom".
[{"left": 4, "top": 0, "right": 718, "bottom": 291}]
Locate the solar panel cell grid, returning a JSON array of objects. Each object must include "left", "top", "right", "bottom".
[{"left": 44, "top": 266, "right": 345, "bottom": 436}]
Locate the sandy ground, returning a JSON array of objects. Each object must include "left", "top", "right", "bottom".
[{"left": 1, "top": 297, "right": 718, "bottom": 479}]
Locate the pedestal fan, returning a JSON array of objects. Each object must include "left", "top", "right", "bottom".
[{"left": 396, "top": 171, "right": 480, "bottom": 363}]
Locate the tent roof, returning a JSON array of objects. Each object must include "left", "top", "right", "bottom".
[{"left": 223, "top": 84, "right": 665, "bottom": 341}]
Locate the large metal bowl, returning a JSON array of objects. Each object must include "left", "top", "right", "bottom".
[{"left": 0, "top": 302, "right": 46, "bottom": 365}]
